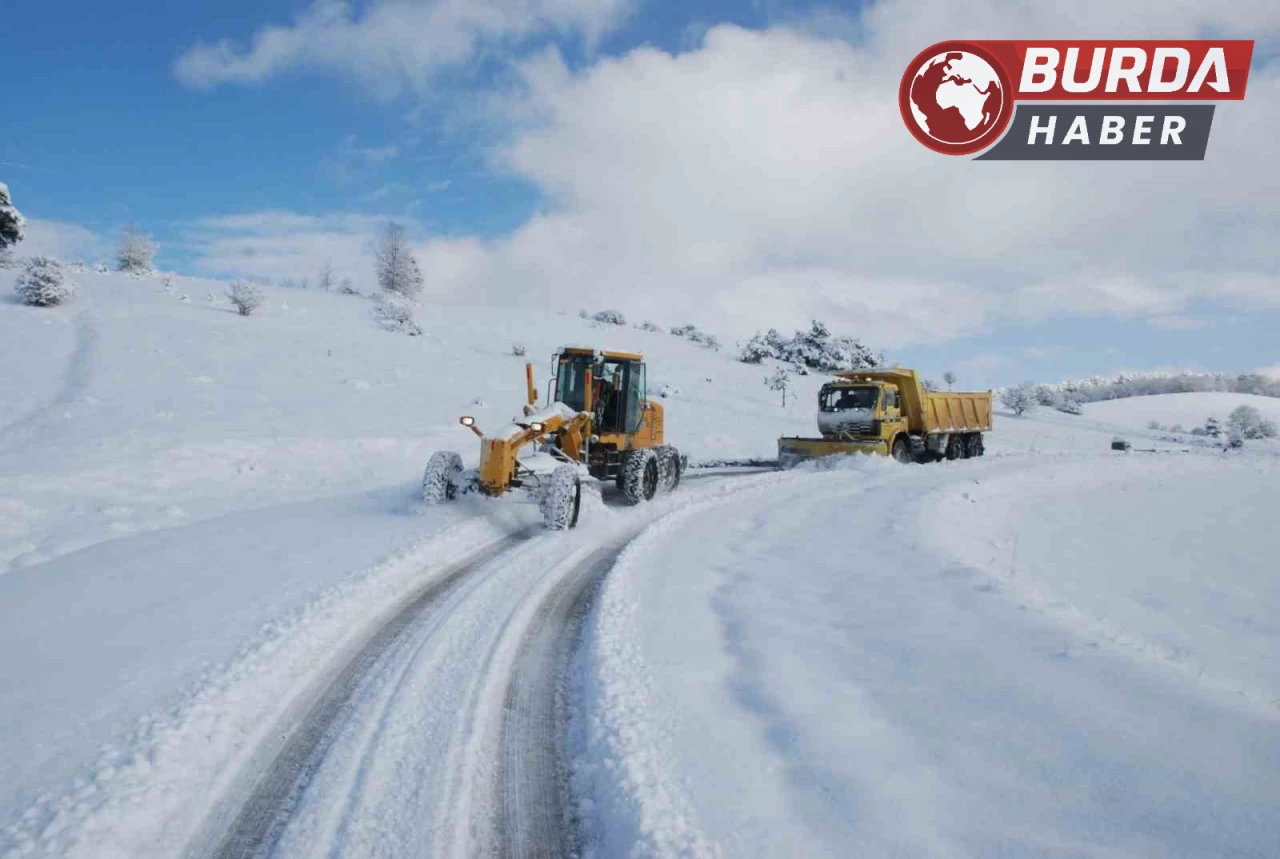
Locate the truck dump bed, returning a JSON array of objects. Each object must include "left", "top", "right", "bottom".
[{"left": 923, "top": 391, "right": 993, "bottom": 434}]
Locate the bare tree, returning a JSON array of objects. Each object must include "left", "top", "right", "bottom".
[
  {"left": 374, "top": 222, "right": 423, "bottom": 300},
  {"left": 943, "top": 371, "right": 957, "bottom": 390},
  {"left": 318, "top": 260, "right": 335, "bottom": 292}
]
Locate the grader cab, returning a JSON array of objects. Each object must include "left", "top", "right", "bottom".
[{"left": 422, "top": 347, "right": 685, "bottom": 530}]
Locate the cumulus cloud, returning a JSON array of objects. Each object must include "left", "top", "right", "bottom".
[
  {"left": 174, "top": 0, "right": 1280, "bottom": 350},
  {"left": 174, "top": 0, "right": 635, "bottom": 94},
  {"left": 183, "top": 211, "right": 393, "bottom": 288},
  {"left": 406, "top": 12, "right": 1279, "bottom": 347}
]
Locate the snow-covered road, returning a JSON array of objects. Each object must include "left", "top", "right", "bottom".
[{"left": 576, "top": 454, "right": 1280, "bottom": 858}]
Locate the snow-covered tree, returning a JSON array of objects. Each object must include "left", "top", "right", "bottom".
[
  {"left": 1204, "top": 416, "right": 1222, "bottom": 438},
  {"left": 226, "top": 280, "right": 265, "bottom": 316},
  {"left": 117, "top": 226, "right": 156, "bottom": 273},
  {"left": 1056, "top": 394, "right": 1083, "bottom": 415},
  {"left": 374, "top": 222, "right": 423, "bottom": 300},
  {"left": 741, "top": 321, "right": 880, "bottom": 372},
  {"left": 0, "top": 182, "right": 26, "bottom": 257},
  {"left": 337, "top": 278, "right": 359, "bottom": 295},
  {"left": 1227, "top": 405, "right": 1278, "bottom": 440},
  {"left": 943, "top": 371, "right": 956, "bottom": 390},
  {"left": 1001, "top": 384, "right": 1035, "bottom": 416},
  {"left": 14, "top": 257, "right": 76, "bottom": 306},
  {"left": 765, "top": 366, "right": 792, "bottom": 407},
  {"left": 739, "top": 331, "right": 778, "bottom": 363},
  {"left": 373, "top": 293, "right": 422, "bottom": 335},
  {"left": 922, "top": 378, "right": 938, "bottom": 392},
  {"left": 318, "top": 261, "right": 335, "bottom": 292}
]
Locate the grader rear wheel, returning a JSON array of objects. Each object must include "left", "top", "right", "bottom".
[{"left": 621, "top": 448, "right": 660, "bottom": 505}]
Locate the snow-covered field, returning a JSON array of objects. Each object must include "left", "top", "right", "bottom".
[{"left": 1, "top": 268, "right": 1277, "bottom": 857}]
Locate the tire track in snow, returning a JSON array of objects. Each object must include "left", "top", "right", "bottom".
[
  {"left": 195, "top": 531, "right": 533, "bottom": 859},
  {"left": 0, "top": 310, "right": 97, "bottom": 448}
]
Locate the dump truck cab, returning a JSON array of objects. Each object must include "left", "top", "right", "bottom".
[{"left": 779, "top": 367, "right": 992, "bottom": 465}]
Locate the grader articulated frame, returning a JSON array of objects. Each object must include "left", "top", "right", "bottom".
[{"left": 422, "top": 347, "right": 685, "bottom": 530}]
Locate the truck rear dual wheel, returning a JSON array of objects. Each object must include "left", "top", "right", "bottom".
[{"left": 966, "top": 433, "right": 984, "bottom": 458}]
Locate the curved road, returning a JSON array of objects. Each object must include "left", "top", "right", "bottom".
[{"left": 185, "top": 478, "right": 756, "bottom": 859}]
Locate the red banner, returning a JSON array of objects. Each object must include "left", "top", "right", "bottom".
[{"left": 975, "top": 41, "right": 1254, "bottom": 101}]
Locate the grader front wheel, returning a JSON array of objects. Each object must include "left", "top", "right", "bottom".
[
  {"left": 540, "top": 464, "right": 582, "bottom": 530},
  {"left": 423, "top": 451, "right": 464, "bottom": 504}
]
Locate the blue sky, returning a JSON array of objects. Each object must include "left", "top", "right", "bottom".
[{"left": 4, "top": 0, "right": 1277, "bottom": 387}]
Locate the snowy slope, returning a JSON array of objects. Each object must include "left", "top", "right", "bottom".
[
  {"left": 3, "top": 266, "right": 1278, "bottom": 858},
  {"left": 1081, "top": 391, "right": 1280, "bottom": 433},
  {"left": 576, "top": 452, "right": 1280, "bottom": 858},
  {"left": 0, "top": 267, "right": 821, "bottom": 847}
]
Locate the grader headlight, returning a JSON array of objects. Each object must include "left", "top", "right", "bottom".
[
  {"left": 460, "top": 416, "right": 475, "bottom": 427},
  {"left": 528, "top": 421, "right": 546, "bottom": 433}
]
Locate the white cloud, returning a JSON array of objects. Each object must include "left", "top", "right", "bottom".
[
  {"left": 183, "top": 211, "right": 393, "bottom": 288},
  {"left": 405, "top": 13, "right": 1279, "bottom": 348},
  {"left": 173, "top": 0, "right": 1280, "bottom": 354},
  {"left": 18, "top": 219, "right": 112, "bottom": 264},
  {"left": 174, "top": 0, "right": 635, "bottom": 94}
]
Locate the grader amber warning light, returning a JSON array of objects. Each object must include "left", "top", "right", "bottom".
[{"left": 422, "top": 347, "right": 685, "bottom": 530}]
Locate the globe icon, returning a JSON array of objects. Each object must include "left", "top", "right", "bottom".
[{"left": 908, "top": 51, "right": 1004, "bottom": 146}]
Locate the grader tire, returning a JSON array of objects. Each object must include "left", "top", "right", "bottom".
[
  {"left": 657, "top": 445, "right": 683, "bottom": 491},
  {"left": 621, "top": 448, "right": 660, "bottom": 505},
  {"left": 540, "top": 464, "right": 582, "bottom": 530},
  {"left": 423, "top": 451, "right": 464, "bottom": 504}
]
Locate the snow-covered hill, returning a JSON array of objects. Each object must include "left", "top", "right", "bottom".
[{"left": 2, "top": 267, "right": 1277, "bottom": 858}]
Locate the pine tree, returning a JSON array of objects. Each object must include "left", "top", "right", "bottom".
[{"left": 0, "top": 182, "right": 26, "bottom": 253}]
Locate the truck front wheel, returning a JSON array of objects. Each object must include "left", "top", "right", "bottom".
[{"left": 891, "top": 437, "right": 912, "bottom": 464}]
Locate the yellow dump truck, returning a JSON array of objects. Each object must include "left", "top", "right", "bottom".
[{"left": 778, "top": 368, "right": 992, "bottom": 465}]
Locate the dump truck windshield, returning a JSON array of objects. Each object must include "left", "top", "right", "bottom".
[{"left": 820, "top": 386, "right": 878, "bottom": 412}]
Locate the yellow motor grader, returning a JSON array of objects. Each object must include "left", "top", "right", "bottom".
[{"left": 422, "top": 347, "right": 685, "bottom": 529}]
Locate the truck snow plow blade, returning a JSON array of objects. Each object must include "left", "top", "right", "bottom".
[{"left": 778, "top": 436, "right": 887, "bottom": 467}]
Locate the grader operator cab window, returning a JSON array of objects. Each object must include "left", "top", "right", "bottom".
[
  {"left": 820, "top": 386, "right": 879, "bottom": 412},
  {"left": 556, "top": 355, "right": 647, "bottom": 433}
]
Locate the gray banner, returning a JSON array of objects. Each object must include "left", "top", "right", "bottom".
[{"left": 977, "top": 105, "right": 1215, "bottom": 161}]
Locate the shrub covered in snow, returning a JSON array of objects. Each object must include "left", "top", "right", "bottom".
[
  {"left": 374, "top": 222, "right": 424, "bottom": 300},
  {"left": 0, "top": 182, "right": 26, "bottom": 253},
  {"left": 657, "top": 383, "right": 681, "bottom": 398},
  {"left": 1227, "top": 405, "right": 1278, "bottom": 440},
  {"left": 636, "top": 320, "right": 663, "bottom": 333},
  {"left": 226, "top": 280, "right": 265, "bottom": 316},
  {"left": 337, "top": 278, "right": 360, "bottom": 295},
  {"left": 14, "top": 257, "right": 76, "bottom": 306},
  {"left": 1204, "top": 416, "right": 1223, "bottom": 438},
  {"left": 1001, "top": 384, "right": 1035, "bottom": 416},
  {"left": 1056, "top": 394, "right": 1084, "bottom": 415},
  {"left": 117, "top": 226, "right": 156, "bottom": 273},
  {"left": 668, "top": 323, "right": 721, "bottom": 350},
  {"left": 590, "top": 309, "right": 627, "bottom": 326},
  {"left": 512, "top": 343, "right": 527, "bottom": 357},
  {"left": 373, "top": 293, "right": 422, "bottom": 336}
]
